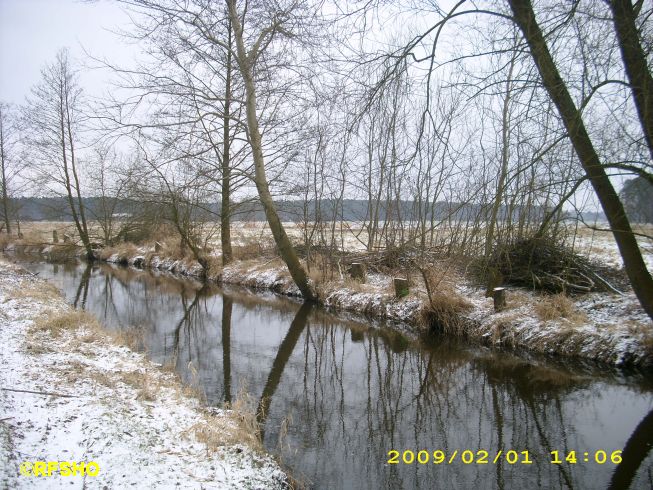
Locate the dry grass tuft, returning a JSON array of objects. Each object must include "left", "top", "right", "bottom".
[
  {"left": 57, "top": 360, "right": 115, "bottom": 388},
  {"left": 120, "top": 370, "right": 158, "bottom": 401},
  {"left": 109, "top": 325, "right": 146, "bottom": 351},
  {"left": 31, "top": 309, "right": 100, "bottom": 338},
  {"left": 419, "top": 265, "right": 472, "bottom": 334},
  {"left": 232, "top": 235, "right": 276, "bottom": 261},
  {"left": 0, "top": 233, "right": 11, "bottom": 249},
  {"left": 421, "top": 291, "right": 473, "bottom": 334},
  {"left": 188, "top": 388, "right": 261, "bottom": 452},
  {"left": 8, "top": 280, "right": 62, "bottom": 303},
  {"left": 534, "top": 293, "right": 587, "bottom": 324}
]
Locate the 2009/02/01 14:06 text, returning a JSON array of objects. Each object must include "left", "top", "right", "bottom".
[{"left": 386, "top": 450, "right": 623, "bottom": 465}]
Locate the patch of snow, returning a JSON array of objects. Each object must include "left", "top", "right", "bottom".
[{"left": 0, "top": 259, "right": 287, "bottom": 489}]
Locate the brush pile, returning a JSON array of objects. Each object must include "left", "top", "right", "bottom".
[
  {"left": 346, "top": 244, "right": 442, "bottom": 273},
  {"left": 486, "top": 237, "right": 621, "bottom": 294}
]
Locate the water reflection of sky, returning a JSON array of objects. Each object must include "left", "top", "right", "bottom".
[{"left": 15, "top": 258, "right": 653, "bottom": 490}]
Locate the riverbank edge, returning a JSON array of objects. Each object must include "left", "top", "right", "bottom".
[
  {"left": 0, "top": 257, "right": 290, "bottom": 489},
  {"left": 4, "top": 241, "right": 653, "bottom": 370}
]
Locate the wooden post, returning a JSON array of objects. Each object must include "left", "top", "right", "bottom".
[
  {"left": 394, "top": 278, "right": 409, "bottom": 298},
  {"left": 52, "top": 230, "right": 59, "bottom": 243},
  {"left": 350, "top": 262, "right": 366, "bottom": 282},
  {"left": 493, "top": 287, "right": 507, "bottom": 312}
]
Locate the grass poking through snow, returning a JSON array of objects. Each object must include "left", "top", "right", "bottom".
[{"left": 534, "top": 293, "right": 587, "bottom": 324}]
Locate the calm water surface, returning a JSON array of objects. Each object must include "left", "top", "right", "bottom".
[{"left": 10, "top": 257, "right": 653, "bottom": 489}]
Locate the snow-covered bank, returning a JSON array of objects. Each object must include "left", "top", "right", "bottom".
[
  {"left": 4, "top": 240, "right": 653, "bottom": 369},
  {"left": 105, "top": 247, "right": 653, "bottom": 368},
  {"left": 0, "top": 259, "right": 288, "bottom": 489}
]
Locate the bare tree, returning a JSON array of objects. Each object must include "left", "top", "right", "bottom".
[
  {"left": 85, "top": 146, "right": 136, "bottom": 246},
  {"left": 0, "top": 103, "right": 21, "bottom": 235},
  {"left": 507, "top": 0, "right": 653, "bottom": 318},
  {"left": 23, "top": 49, "right": 94, "bottom": 258},
  {"left": 103, "top": 1, "right": 254, "bottom": 267},
  {"left": 352, "top": 0, "right": 653, "bottom": 319},
  {"left": 226, "top": 0, "right": 317, "bottom": 300}
]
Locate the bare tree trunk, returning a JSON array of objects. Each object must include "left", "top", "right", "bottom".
[
  {"left": 228, "top": 1, "right": 315, "bottom": 300},
  {"left": 221, "top": 18, "right": 234, "bottom": 266},
  {"left": 485, "top": 53, "right": 516, "bottom": 259},
  {"left": 0, "top": 106, "right": 10, "bottom": 235},
  {"left": 609, "top": 0, "right": 653, "bottom": 162},
  {"left": 58, "top": 101, "right": 88, "bottom": 256},
  {"left": 508, "top": 0, "right": 653, "bottom": 320},
  {"left": 65, "top": 95, "right": 93, "bottom": 259}
]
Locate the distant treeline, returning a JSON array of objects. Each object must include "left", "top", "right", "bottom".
[{"left": 11, "top": 197, "right": 604, "bottom": 223}]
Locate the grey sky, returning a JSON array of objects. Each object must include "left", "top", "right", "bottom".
[{"left": 0, "top": 0, "right": 134, "bottom": 104}]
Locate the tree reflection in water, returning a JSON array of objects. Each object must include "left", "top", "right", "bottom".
[
  {"left": 256, "top": 303, "right": 312, "bottom": 440},
  {"left": 222, "top": 294, "right": 233, "bottom": 405}
]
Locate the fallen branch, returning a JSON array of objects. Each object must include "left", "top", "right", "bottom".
[
  {"left": 589, "top": 270, "right": 624, "bottom": 296},
  {"left": 1, "top": 387, "right": 78, "bottom": 398},
  {"left": 0, "top": 271, "right": 38, "bottom": 277}
]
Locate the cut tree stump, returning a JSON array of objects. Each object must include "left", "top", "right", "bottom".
[
  {"left": 52, "top": 230, "right": 59, "bottom": 243},
  {"left": 493, "top": 287, "right": 507, "bottom": 312},
  {"left": 350, "top": 262, "right": 366, "bottom": 282},
  {"left": 394, "top": 278, "right": 409, "bottom": 298},
  {"left": 62, "top": 234, "right": 70, "bottom": 243},
  {"left": 154, "top": 242, "right": 163, "bottom": 253}
]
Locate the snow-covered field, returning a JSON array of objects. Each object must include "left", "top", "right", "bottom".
[
  {"left": 0, "top": 259, "right": 287, "bottom": 489},
  {"left": 572, "top": 223, "right": 653, "bottom": 271}
]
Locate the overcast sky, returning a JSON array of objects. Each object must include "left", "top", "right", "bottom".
[{"left": 0, "top": 0, "right": 135, "bottom": 105}]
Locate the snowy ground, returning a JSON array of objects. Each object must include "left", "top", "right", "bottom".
[{"left": 0, "top": 259, "right": 287, "bottom": 489}]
